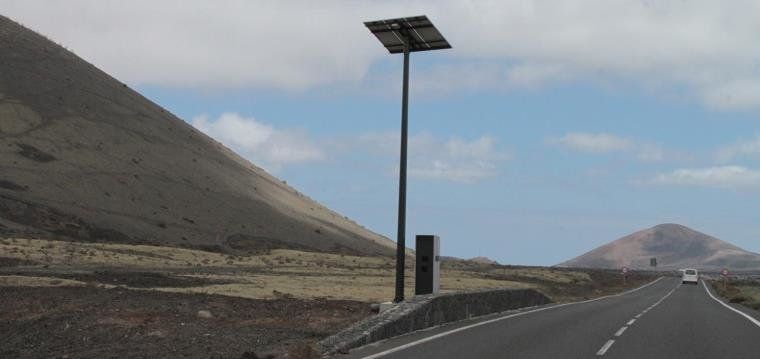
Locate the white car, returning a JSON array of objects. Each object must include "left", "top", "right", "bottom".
[{"left": 682, "top": 268, "right": 699, "bottom": 285}]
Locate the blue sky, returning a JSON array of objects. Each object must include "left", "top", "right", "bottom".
[{"left": 5, "top": 1, "right": 760, "bottom": 265}]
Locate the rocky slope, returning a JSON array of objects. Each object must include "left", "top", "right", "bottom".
[{"left": 0, "top": 15, "right": 394, "bottom": 256}]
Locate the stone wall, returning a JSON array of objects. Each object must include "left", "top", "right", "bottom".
[{"left": 318, "top": 288, "right": 551, "bottom": 356}]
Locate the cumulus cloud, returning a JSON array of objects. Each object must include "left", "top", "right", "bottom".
[
  {"left": 191, "top": 113, "right": 324, "bottom": 171},
  {"left": 1, "top": 0, "right": 387, "bottom": 90},
  {"left": 549, "top": 132, "right": 632, "bottom": 153},
  {"left": 548, "top": 132, "right": 675, "bottom": 162},
  {"left": 650, "top": 166, "right": 760, "bottom": 189},
  {"left": 356, "top": 132, "right": 511, "bottom": 183},
  {"left": 187, "top": 115, "right": 508, "bottom": 181},
  {"left": 189, "top": 114, "right": 507, "bottom": 182},
  {"left": 636, "top": 144, "right": 666, "bottom": 162},
  {"left": 6, "top": 1, "right": 760, "bottom": 108},
  {"left": 701, "top": 80, "right": 760, "bottom": 111},
  {"left": 410, "top": 62, "right": 571, "bottom": 96},
  {"left": 714, "top": 136, "right": 760, "bottom": 162},
  {"left": 408, "top": 134, "right": 510, "bottom": 183}
]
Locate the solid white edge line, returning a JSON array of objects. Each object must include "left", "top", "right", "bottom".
[
  {"left": 596, "top": 339, "right": 615, "bottom": 356},
  {"left": 614, "top": 326, "right": 628, "bottom": 337},
  {"left": 702, "top": 280, "right": 760, "bottom": 328},
  {"left": 626, "top": 319, "right": 636, "bottom": 325},
  {"left": 359, "top": 277, "right": 665, "bottom": 359}
]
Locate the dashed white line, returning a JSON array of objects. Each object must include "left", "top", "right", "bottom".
[
  {"left": 358, "top": 277, "right": 664, "bottom": 359},
  {"left": 596, "top": 340, "right": 615, "bottom": 356},
  {"left": 595, "top": 281, "right": 678, "bottom": 356}
]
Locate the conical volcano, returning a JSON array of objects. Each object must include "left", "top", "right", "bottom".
[
  {"left": 559, "top": 223, "right": 760, "bottom": 271},
  {"left": 0, "top": 15, "right": 394, "bottom": 255}
]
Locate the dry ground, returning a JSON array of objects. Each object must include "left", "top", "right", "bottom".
[
  {"left": 712, "top": 279, "right": 760, "bottom": 311},
  {"left": 0, "top": 238, "right": 576, "bottom": 302},
  {"left": 1, "top": 238, "right": 655, "bottom": 358},
  {"left": 0, "top": 286, "right": 359, "bottom": 359}
]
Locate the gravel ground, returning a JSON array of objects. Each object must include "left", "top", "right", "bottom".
[{"left": 0, "top": 286, "right": 373, "bottom": 358}]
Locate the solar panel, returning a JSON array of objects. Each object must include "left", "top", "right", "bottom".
[{"left": 364, "top": 15, "right": 451, "bottom": 54}]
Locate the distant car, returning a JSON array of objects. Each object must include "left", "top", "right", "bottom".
[{"left": 682, "top": 268, "right": 699, "bottom": 285}]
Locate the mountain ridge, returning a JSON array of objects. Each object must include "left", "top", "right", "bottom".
[{"left": 559, "top": 223, "right": 760, "bottom": 271}]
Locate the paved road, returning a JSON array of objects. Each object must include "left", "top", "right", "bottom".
[{"left": 346, "top": 277, "right": 760, "bottom": 359}]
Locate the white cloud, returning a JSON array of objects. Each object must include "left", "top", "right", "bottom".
[
  {"left": 549, "top": 133, "right": 632, "bottom": 153},
  {"left": 191, "top": 113, "right": 324, "bottom": 171},
  {"left": 409, "top": 62, "right": 571, "bottom": 97},
  {"left": 356, "top": 132, "right": 511, "bottom": 183},
  {"left": 7, "top": 1, "right": 760, "bottom": 108},
  {"left": 650, "top": 166, "right": 760, "bottom": 189},
  {"left": 1, "top": 1, "right": 388, "bottom": 90},
  {"left": 635, "top": 144, "right": 666, "bottom": 162},
  {"left": 187, "top": 115, "right": 506, "bottom": 181},
  {"left": 715, "top": 136, "right": 760, "bottom": 162},
  {"left": 409, "top": 160, "right": 497, "bottom": 183},
  {"left": 701, "top": 80, "right": 760, "bottom": 111},
  {"left": 549, "top": 132, "right": 677, "bottom": 162},
  {"left": 410, "top": 134, "right": 510, "bottom": 183},
  {"left": 506, "top": 63, "right": 569, "bottom": 89}
]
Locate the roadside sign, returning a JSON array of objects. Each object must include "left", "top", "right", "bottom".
[
  {"left": 721, "top": 268, "right": 729, "bottom": 290},
  {"left": 622, "top": 266, "right": 629, "bottom": 285}
]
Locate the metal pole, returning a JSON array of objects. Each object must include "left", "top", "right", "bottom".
[{"left": 394, "top": 43, "right": 410, "bottom": 303}]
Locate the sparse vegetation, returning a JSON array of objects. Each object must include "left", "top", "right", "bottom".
[
  {"left": 712, "top": 279, "right": 760, "bottom": 310},
  {"left": 285, "top": 342, "right": 320, "bottom": 359},
  {"left": 1, "top": 237, "right": 652, "bottom": 303},
  {"left": 0, "top": 237, "right": 656, "bottom": 359}
]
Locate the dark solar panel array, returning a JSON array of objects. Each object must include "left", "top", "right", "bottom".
[{"left": 364, "top": 15, "right": 451, "bottom": 54}]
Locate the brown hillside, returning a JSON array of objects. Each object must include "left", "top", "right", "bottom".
[
  {"left": 559, "top": 223, "right": 760, "bottom": 271},
  {"left": 0, "top": 15, "right": 394, "bottom": 256}
]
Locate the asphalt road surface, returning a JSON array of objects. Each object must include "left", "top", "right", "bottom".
[{"left": 346, "top": 277, "right": 760, "bottom": 359}]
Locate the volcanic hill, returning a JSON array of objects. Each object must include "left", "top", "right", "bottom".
[
  {"left": 0, "top": 15, "right": 394, "bottom": 256},
  {"left": 559, "top": 223, "right": 760, "bottom": 271}
]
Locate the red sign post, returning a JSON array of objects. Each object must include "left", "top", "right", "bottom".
[
  {"left": 622, "top": 266, "right": 629, "bottom": 286},
  {"left": 721, "top": 268, "right": 729, "bottom": 290}
]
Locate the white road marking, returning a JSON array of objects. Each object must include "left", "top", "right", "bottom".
[
  {"left": 702, "top": 280, "right": 760, "bottom": 328},
  {"left": 594, "top": 281, "right": 678, "bottom": 358},
  {"left": 358, "top": 277, "right": 665, "bottom": 359},
  {"left": 596, "top": 339, "right": 615, "bottom": 356}
]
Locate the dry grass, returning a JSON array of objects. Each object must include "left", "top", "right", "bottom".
[
  {"left": 0, "top": 275, "right": 88, "bottom": 287},
  {"left": 154, "top": 273, "right": 533, "bottom": 303},
  {"left": 1, "top": 237, "right": 601, "bottom": 302},
  {"left": 732, "top": 285, "right": 760, "bottom": 310},
  {"left": 0, "top": 237, "right": 272, "bottom": 268},
  {"left": 712, "top": 280, "right": 760, "bottom": 310}
]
